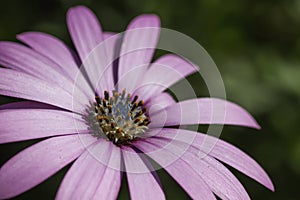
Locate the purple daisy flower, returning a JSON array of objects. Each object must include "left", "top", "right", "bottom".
[{"left": 0, "top": 6, "right": 274, "bottom": 200}]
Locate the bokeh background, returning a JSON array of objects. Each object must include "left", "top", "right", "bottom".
[{"left": 0, "top": 0, "right": 299, "bottom": 199}]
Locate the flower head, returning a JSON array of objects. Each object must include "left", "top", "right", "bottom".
[{"left": 0, "top": 6, "right": 274, "bottom": 199}]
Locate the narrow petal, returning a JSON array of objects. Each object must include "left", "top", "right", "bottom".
[
  {"left": 67, "top": 6, "right": 103, "bottom": 62},
  {"left": 0, "top": 109, "right": 89, "bottom": 144},
  {"left": 103, "top": 32, "right": 116, "bottom": 39},
  {"left": 67, "top": 6, "right": 114, "bottom": 92},
  {"left": 150, "top": 98, "right": 260, "bottom": 129},
  {"left": 56, "top": 140, "right": 121, "bottom": 200},
  {"left": 17, "top": 32, "right": 79, "bottom": 79},
  {"left": 134, "top": 141, "right": 216, "bottom": 200},
  {"left": 17, "top": 32, "right": 93, "bottom": 97},
  {"left": 194, "top": 132, "right": 275, "bottom": 191},
  {"left": 0, "top": 68, "right": 85, "bottom": 113},
  {"left": 154, "top": 128, "right": 274, "bottom": 191},
  {"left": 0, "top": 41, "right": 78, "bottom": 94},
  {"left": 122, "top": 147, "right": 165, "bottom": 200},
  {"left": 0, "top": 134, "right": 96, "bottom": 199},
  {"left": 146, "top": 92, "right": 176, "bottom": 114},
  {"left": 92, "top": 142, "right": 122, "bottom": 199},
  {"left": 118, "top": 14, "right": 160, "bottom": 93},
  {"left": 134, "top": 54, "right": 197, "bottom": 101},
  {"left": 183, "top": 148, "right": 250, "bottom": 200},
  {"left": 0, "top": 101, "right": 59, "bottom": 110},
  {"left": 140, "top": 136, "right": 250, "bottom": 199},
  {"left": 95, "top": 32, "right": 121, "bottom": 94}
]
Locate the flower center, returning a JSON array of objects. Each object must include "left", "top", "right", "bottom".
[{"left": 90, "top": 90, "right": 150, "bottom": 145}]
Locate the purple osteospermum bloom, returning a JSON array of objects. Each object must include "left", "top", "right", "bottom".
[{"left": 0, "top": 5, "right": 274, "bottom": 200}]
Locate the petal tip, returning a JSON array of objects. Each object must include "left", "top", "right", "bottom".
[
  {"left": 129, "top": 14, "right": 161, "bottom": 28},
  {"left": 67, "top": 5, "right": 93, "bottom": 19}
]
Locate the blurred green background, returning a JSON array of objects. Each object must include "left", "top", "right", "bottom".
[{"left": 0, "top": 0, "right": 299, "bottom": 199}]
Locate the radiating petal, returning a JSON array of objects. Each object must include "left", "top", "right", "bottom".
[
  {"left": 193, "top": 155, "right": 250, "bottom": 200},
  {"left": 67, "top": 6, "right": 114, "bottom": 92},
  {"left": 146, "top": 92, "right": 176, "bottom": 114},
  {"left": 0, "top": 101, "right": 59, "bottom": 110},
  {"left": 154, "top": 128, "right": 274, "bottom": 191},
  {"left": 150, "top": 98, "right": 260, "bottom": 129},
  {"left": 67, "top": 6, "right": 103, "bottom": 62},
  {"left": 17, "top": 32, "right": 79, "bottom": 79},
  {"left": 117, "top": 14, "right": 160, "bottom": 93},
  {"left": 17, "top": 32, "right": 93, "bottom": 97},
  {"left": 56, "top": 140, "right": 121, "bottom": 200},
  {"left": 0, "top": 68, "right": 85, "bottom": 113},
  {"left": 134, "top": 54, "right": 197, "bottom": 101},
  {"left": 95, "top": 32, "right": 120, "bottom": 94},
  {"left": 205, "top": 140, "right": 275, "bottom": 191},
  {"left": 139, "top": 136, "right": 250, "bottom": 199},
  {"left": 0, "top": 109, "right": 89, "bottom": 144},
  {"left": 0, "top": 134, "right": 96, "bottom": 199},
  {"left": 0, "top": 42, "right": 90, "bottom": 109},
  {"left": 122, "top": 147, "right": 165, "bottom": 200},
  {"left": 0, "top": 41, "right": 79, "bottom": 94},
  {"left": 92, "top": 142, "right": 122, "bottom": 200},
  {"left": 134, "top": 141, "right": 216, "bottom": 200},
  {"left": 103, "top": 32, "right": 116, "bottom": 39}
]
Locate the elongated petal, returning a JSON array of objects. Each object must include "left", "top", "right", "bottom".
[
  {"left": 67, "top": 6, "right": 103, "bottom": 62},
  {"left": 146, "top": 92, "right": 176, "bottom": 114},
  {"left": 0, "top": 101, "right": 59, "bottom": 110},
  {"left": 0, "top": 109, "right": 89, "bottom": 144},
  {"left": 134, "top": 54, "right": 197, "bottom": 101},
  {"left": 154, "top": 128, "right": 274, "bottom": 191},
  {"left": 118, "top": 14, "right": 160, "bottom": 93},
  {"left": 140, "top": 136, "right": 250, "bottom": 199},
  {"left": 103, "top": 32, "right": 116, "bottom": 39},
  {"left": 67, "top": 6, "right": 115, "bottom": 92},
  {"left": 134, "top": 141, "right": 216, "bottom": 200},
  {"left": 194, "top": 132, "right": 275, "bottom": 191},
  {"left": 92, "top": 142, "right": 122, "bottom": 199},
  {"left": 17, "top": 32, "right": 93, "bottom": 97},
  {"left": 0, "top": 41, "right": 77, "bottom": 94},
  {"left": 56, "top": 140, "right": 121, "bottom": 200},
  {"left": 150, "top": 98, "right": 260, "bottom": 129},
  {"left": 196, "top": 155, "right": 250, "bottom": 199},
  {"left": 0, "top": 134, "right": 96, "bottom": 199},
  {"left": 122, "top": 147, "right": 165, "bottom": 200},
  {"left": 17, "top": 32, "right": 79, "bottom": 79},
  {"left": 0, "top": 68, "right": 85, "bottom": 113},
  {"left": 95, "top": 32, "right": 120, "bottom": 94}
]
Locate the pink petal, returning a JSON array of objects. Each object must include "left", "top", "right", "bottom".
[
  {"left": 134, "top": 141, "right": 216, "bottom": 200},
  {"left": 140, "top": 137, "right": 250, "bottom": 199},
  {"left": 17, "top": 32, "right": 79, "bottom": 79},
  {"left": 117, "top": 14, "right": 160, "bottom": 93},
  {"left": 0, "top": 68, "right": 85, "bottom": 113},
  {"left": 103, "top": 32, "right": 116, "bottom": 39},
  {"left": 146, "top": 92, "right": 176, "bottom": 114},
  {"left": 134, "top": 54, "right": 197, "bottom": 101},
  {"left": 154, "top": 128, "right": 274, "bottom": 191},
  {"left": 0, "top": 101, "right": 60, "bottom": 110},
  {"left": 67, "top": 6, "right": 103, "bottom": 62},
  {"left": 0, "top": 134, "right": 96, "bottom": 199},
  {"left": 196, "top": 155, "right": 250, "bottom": 199},
  {"left": 150, "top": 98, "right": 260, "bottom": 129},
  {"left": 17, "top": 32, "right": 93, "bottom": 97},
  {"left": 0, "top": 109, "right": 89, "bottom": 144},
  {"left": 67, "top": 6, "right": 114, "bottom": 92},
  {"left": 94, "top": 32, "right": 120, "bottom": 94},
  {"left": 122, "top": 146, "right": 165, "bottom": 200},
  {"left": 92, "top": 142, "right": 122, "bottom": 199},
  {"left": 0, "top": 41, "right": 80, "bottom": 95},
  {"left": 56, "top": 140, "right": 121, "bottom": 200}
]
